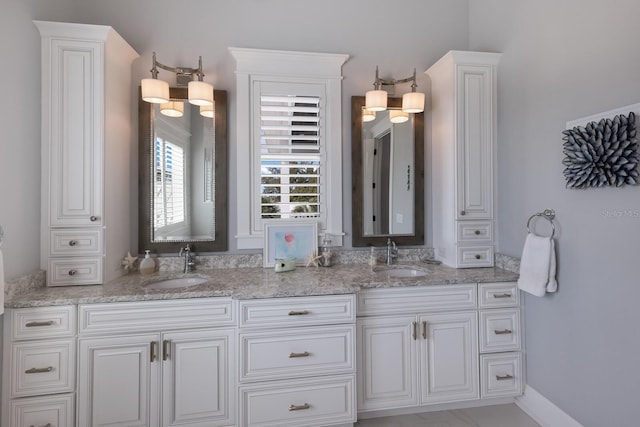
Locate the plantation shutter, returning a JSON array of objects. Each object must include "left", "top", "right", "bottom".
[
  {"left": 259, "top": 93, "right": 323, "bottom": 221},
  {"left": 154, "top": 138, "right": 186, "bottom": 228}
]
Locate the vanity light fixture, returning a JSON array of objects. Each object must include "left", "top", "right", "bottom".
[
  {"left": 141, "top": 52, "right": 214, "bottom": 107},
  {"left": 160, "top": 100, "right": 184, "bottom": 118},
  {"left": 362, "top": 107, "right": 376, "bottom": 122},
  {"left": 365, "top": 66, "right": 425, "bottom": 114},
  {"left": 389, "top": 109, "right": 409, "bottom": 124}
]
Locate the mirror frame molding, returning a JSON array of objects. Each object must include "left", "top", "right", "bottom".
[
  {"left": 138, "top": 87, "right": 228, "bottom": 253},
  {"left": 351, "top": 95, "right": 424, "bottom": 247}
]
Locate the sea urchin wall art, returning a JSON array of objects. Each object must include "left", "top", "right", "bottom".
[{"left": 562, "top": 112, "right": 639, "bottom": 189}]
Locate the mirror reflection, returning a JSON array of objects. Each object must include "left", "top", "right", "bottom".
[
  {"left": 139, "top": 88, "right": 228, "bottom": 252},
  {"left": 351, "top": 96, "right": 424, "bottom": 247}
]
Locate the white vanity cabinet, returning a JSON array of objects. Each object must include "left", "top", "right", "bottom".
[
  {"left": 237, "top": 295, "right": 357, "bottom": 427},
  {"left": 76, "top": 299, "right": 236, "bottom": 427},
  {"left": 34, "top": 21, "right": 139, "bottom": 285},
  {"left": 426, "top": 51, "right": 502, "bottom": 268},
  {"left": 1, "top": 305, "right": 77, "bottom": 427}
]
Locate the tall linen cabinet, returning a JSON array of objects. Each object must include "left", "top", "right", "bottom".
[
  {"left": 426, "top": 51, "right": 501, "bottom": 268},
  {"left": 35, "top": 21, "right": 139, "bottom": 285}
]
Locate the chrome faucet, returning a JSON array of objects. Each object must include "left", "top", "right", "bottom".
[
  {"left": 179, "top": 244, "right": 195, "bottom": 273},
  {"left": 386, "top": 239, "right": 398, "bottom": 265}
]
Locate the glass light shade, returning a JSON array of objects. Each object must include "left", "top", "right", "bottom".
[
  {"left": 200, "top": 104, "right": 215, "bottom": 118},
  {"left": 188, "top": 81, "right": 214, "bottom": 106},
  {"left": 402, "top": 91, "right": 425, "bottom": 113},
  {"left": 362, "top": 108, "right": 376, "bottom": 122},
  {"left": 389, "top": 109, "right": 409, "bottom": 124},
  {"left": 160, "top": 101, "right": 184, "bottom": 118},
  {"left": 141, "top": 78, "right": 170, "bottom": 104},
  {"left": 365, "top": 90, "right": 387, "bottom": 112}
]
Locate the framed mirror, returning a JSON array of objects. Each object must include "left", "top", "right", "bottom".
[
  {"left": 139, "top": 87, "right": 227, "bottom": 253},
  {"left": 351, "top": 96, "right": 424, "bottom": 247}
]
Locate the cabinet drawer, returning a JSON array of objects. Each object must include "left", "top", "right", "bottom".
[
  {"left": 357, "top": 284, "right": 477, "bottom": 316},
  {"left": 79, "top": 298, "right": 235, "bottom": 334},
  {"left": 240, "top": 325, "right": 355, "bottom": 382},
  {"left": 11, "top": 306, "right": 76, "bottom": 341},
  {"left": 48, "top": 257, "right": 102, "bottom": 286},
  {"left": 480, "top": 308, "right": 521, "bottom": 353},
  {"left": 10, "top": 393, "right": 74, "bottom": 427},
  {"left": 457, "top": 246, "right": 494, "bottom": 267},
  {"left": 239, "top": 295, "right": 355, "bottom": 329},
  {"left": 479, "top": 282, "right": 519, "bottom": 308},
  {"left": 481, "top": 353, "right": 523, "bottom": 398},
  {"left": 50, "top": 229, "right": 102, "bottom": 255},
  {"left": 11, "top": 339, "right": 75, "bottom": 397},
  {"left": 239, "top": 374, "right": 356, "bottom": 427},
  {"left": 457, "top": 221, "right": 493, "bottom": 241}
]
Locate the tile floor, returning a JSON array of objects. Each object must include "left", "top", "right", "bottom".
[{"left": 355, "top": 404, "right": 540, "bottom": 427}]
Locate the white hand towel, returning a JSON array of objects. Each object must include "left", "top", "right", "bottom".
[
  {"left": 0, "top": 249, "right": 4, "bottom": 315},
  {"left": 517, "top": 233, "right": 557, "bottom": 297}
]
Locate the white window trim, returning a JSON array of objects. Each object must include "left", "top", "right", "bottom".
[{"left": 230, "top": 47, "right": 349, "bottom": 249}]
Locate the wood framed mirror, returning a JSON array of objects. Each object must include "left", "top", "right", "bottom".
[
  {"left": 139, "top": 87, "right": 228, "bottom": 253},
  {"left": 351, "top": 95, "right": 424, "bottom": 247}
]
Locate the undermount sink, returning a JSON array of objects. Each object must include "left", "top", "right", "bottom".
[
  {"left": 143, "top": 276, "right": 208, "bottom": 290},
  {"left": 374, "top": 266, "right": 428, "bottom": 279}
]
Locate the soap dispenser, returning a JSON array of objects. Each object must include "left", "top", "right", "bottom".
[{"left": 139, "top": 250, "right": 156, "bottom": 274}]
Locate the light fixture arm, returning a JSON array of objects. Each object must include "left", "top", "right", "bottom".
[
  {"left": 372, "top": 66, "right": 417, "bottom": 91},
  {"left": 149, "top": 51, "right": 206, "bottom": 82}
]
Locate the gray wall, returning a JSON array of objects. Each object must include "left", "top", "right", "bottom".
[{"left": 469, "top": 1, "right": 640, "bottom": 426}]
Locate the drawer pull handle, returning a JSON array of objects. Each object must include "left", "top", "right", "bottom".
[
  {"left": 68, "top": 239, "right": 78, "bottom": 246},
  {"left": 289, "top": 403, "right": 310, "bottom": 411},
  {"left": 25, "top": 320, "right": 55, "bottom": 327},
  {"left": 90, "top": 215, "right": 99, "bottom": 222},
  {"left": 496, "top": 374, "right": 514, "bottom": 381},
  {"left": 163, "top": 340, "right": 170, "bottom": 361},
  {"left": 150, "top": 341, "right": 157, "bottom": 362},
  {"left": 474, "top": 230, "right": 481, "bottom": 235},
  {"left": 289, "top": 351, "right": 310, "bottom": 358},
  {"left": 494, "top": 329, "right": 513, "bottom": 335},
  {"left": 288, "top": 310, "right": 309, "bottom": 316},
  {"left": 30, "top": 424, "right": 52, "bottom": 427},
  {"left": 68, "top": 269, "right": 77, "bottom": 276},
  {"left": 25, "top": 366, "right": 53, "bottom": 374},
  {"left": 493, "top": 293, "right": 512, "bottom": 299},
  {"left": 412, "top": 321, "right": 417, "bottom": 340},
  {"left": 422, "top": 321, "right": 427, "bottom": 339}
]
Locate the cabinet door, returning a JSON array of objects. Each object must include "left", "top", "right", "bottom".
[
  {"left": 78, "top": 334, "right": 161, "bottom": 426},
  {"left": 419, "top": 311, "right": 478, "bottom": 404},
  {"left": 161, "top": 329, "right": 235, "bottom": 427},
  {"left": 48, "top": 38, "right": 103, "bottom": 226},
  {"left": 456, "top": 64, "right": 494, "bottom": 220},
  {"left": 357, "top": 316, "right": 418, "bottom": 412}
]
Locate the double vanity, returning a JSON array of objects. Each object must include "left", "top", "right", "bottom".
[{"left": 1, "top": 263, "right": 523, "bottom": 427}]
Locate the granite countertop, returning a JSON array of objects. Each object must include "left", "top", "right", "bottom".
[{"left": 5, "top": 263, "right": 519, "bottom": 308}]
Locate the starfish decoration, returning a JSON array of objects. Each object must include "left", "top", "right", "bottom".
[
  {"left": 121, "top": 251, "right": 139, "bottom": 272},
  {"left": 306, "top": 251, "right": 322, "bottom": 268}
]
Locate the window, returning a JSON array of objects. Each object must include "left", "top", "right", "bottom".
[
  {"left": 230, "top": 48, "right": 349, "bottom": 249},
  {"left": 154, "top": 137, "right": 185, "bottom": 229}
]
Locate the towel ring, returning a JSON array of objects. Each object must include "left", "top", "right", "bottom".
[{"left": 526, "top": 209, "right": 556, "bottom": 238}]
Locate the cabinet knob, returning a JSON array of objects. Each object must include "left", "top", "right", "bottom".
[
  {"left": 69, "top": 240, "right": 78, "bottom": 246},
  {"left": 68, "top": 270, "right": 77, "bottom": 276},
  {"left": 475, "top": 254, "right": 481, "bottom": 260},
  {"left": 460, "top": 210, "right": 466, "bottom": 216},
  {"left": 90, "top": 215, "right": 99, "bottom": 222},
  {"left": 474, "top": 230, "right": 481, "bottom": 235}
]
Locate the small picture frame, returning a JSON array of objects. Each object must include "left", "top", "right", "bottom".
[{"left": 263, "top": 221, "right": 319, "bottom": 267}]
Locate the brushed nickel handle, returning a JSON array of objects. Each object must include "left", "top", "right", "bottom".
[
  {"left": 90, "top": 215, "right": 99, "bottom": 222},
  {"left": 289, "top": 351, "right": 310, "bottom": 358},
  {"left": 30, "top": 424, "right": 52, "bottom": 427},
  {"left": 163, "top": 340, "right": 170, "bottom": 361},
  {"left": 494, "top": 329, "right": 513, "bottom": 335},
  {"left": 460, "top": 210, "right": 466, "bottom": 216},
  {"left": 475, "top": 254, "right": 481, "bottom": 260},
  {"left": 288, "top": 403, "right": 310, "bottom": 411},
  {"left": 422, "top": 321, "right": 427, "bottom": 339},
  {"left": 493, "top": 293, "right": 512, "bottom": 299},
  {"left": 25, "top": 366, "right": 53, "bottom": 374},
  {"left": 474, "top": 230, "right": 481, "bottom": 235},
  {"left": 496, "top": 374, "right": 514, "bottom": 381},
  {"left": 69, "top": 239, "right": 78, "bottom": 246},
  {"left": 68, "top": 269, "right": 77, "bottom": 276},
  {"left": 412, "top": 321, "right": 417, "bottom": 340},
  {"left": 150, "top": 341, "right": 157, "bottom": 362},
  {"left": 25, "top": 320, "right": 55, "bottom": 327},
  {"left": 288, "top": 310, "right": 309, "bottom": 316}
]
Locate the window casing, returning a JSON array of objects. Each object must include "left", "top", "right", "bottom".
[{"left": 230, "top": 48, "right": 348, "bottom": 249}]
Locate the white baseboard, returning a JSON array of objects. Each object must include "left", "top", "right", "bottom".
[{"left": 516, "top": 385, "right": 583, "bottom": 427}]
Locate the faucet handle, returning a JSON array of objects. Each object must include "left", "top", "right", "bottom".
[{"left": 179, "top": 244, "right": 191, "bottom": 257}]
